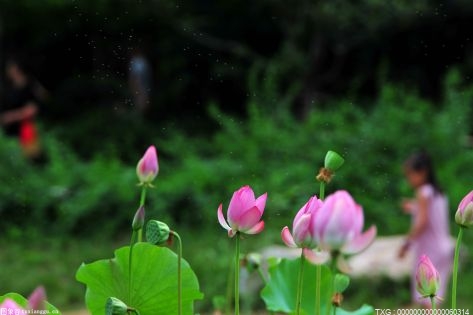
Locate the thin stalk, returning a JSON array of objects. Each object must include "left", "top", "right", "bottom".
[
  {"left": 137, "top": 187, "right": 147, "bottom": 242},
  {"left": 129, "top": 187, "right": 147, "bottom": 303},
  {"left": 234, "top": 232, "right": 241, "bottom": 315},
  {"left": 226, "top": 258, "right": 233, "bottom": 315},
  {"left": 319, "top": 182, "right": 326, "bottom": 200},
  {"left": 315, "top": 180, "right": 325, "bottom": 315},
  {"left": 128, "top": 308, "right": 141, "bottom": 315},
  {"left": 315, "top": 264, "right": 321, "bottom": 315},
  {"left": 451, "top": 227, "right": 463, "bottom": 309},
  {"left": 256, "top": 267, "right": 268, "bottom": 283},
  {"left": 171, "top": 231, "right": 183, "bottom": 315},
  {"left": 128, "top": 230, "right": 137, "bottom": 302},
  {"left": 325, "top": 252, "right": 338, "bottom": 315},
  {"left": 295, "top": 252, "right": 306, "bottom": 315},
  {"left": 430, "top": 296, "right": 436, "bottom": 311}
]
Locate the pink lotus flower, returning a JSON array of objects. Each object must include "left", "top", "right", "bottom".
[
  {"left": 455, "top": 190, "right": 473, "bottom": 228},
  {"left": 282, "top": 196, "right": 322, "bottom": 249},
  {"left": 313, "top": 190, "right": 376, "bottom": 255},
  {"left": 217, "top": 185, "right": 267, "bottom": 237},
  {"left": 282, "top": 196, "right": 330, "bottom": 264},
  {"left": 0, "top": 298, "right": 23, "bottom": 311},
  {"left": 416, "top": 254, "right": 440, "bottom": 297},
  {"left": 136, "top": 145, "right": 159, "bottom": 184}
]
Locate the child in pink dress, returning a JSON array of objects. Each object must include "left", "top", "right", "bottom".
[{"left": 398, "top": 152, "right": 453, "bottom": 307}]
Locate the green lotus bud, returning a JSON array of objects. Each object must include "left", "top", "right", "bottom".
[
  {"left": 146, "top": 220, "right": 170, "bottom": 245},
  {"left": 105, "top": 297, "right": 128, "bottom": 315},
  {"left": 244, "top": 253, "right": 262, "bottom": 273},
  {"left": 324, "top": 150, "right": 344, "bottom": 172},
  {"left": 132, "top": 206, "right": 145, "bottom": 231},
  {"left": 334, "top": 273, "right": 350, "bottom": 293}
]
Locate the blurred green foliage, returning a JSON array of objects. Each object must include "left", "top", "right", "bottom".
[{"left": 1, "top": 69, "right": 472, "bottom": 236}]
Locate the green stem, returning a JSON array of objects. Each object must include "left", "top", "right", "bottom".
[
  {"left": 234, "top": 232, "right": 241, "bottom": 315},
  {"left": 137, "top": 187, "right": 147, "bottom": 242},
  {"left": 315, "top": 264, "right": 321, "bottom": 315},
  {"left": 256, "top": 267, "right": 268, "bottom": 284},
  {"left": 295, "top": 252, "right": 305, "bottom": 315},
  {"left": 315, "top": 180, "right": 325, "bottom": 315},
  {"left": 171, "top": 231, "right": 183, "bottom": 315},
  {"left": 325, "top": 252, "right": 338, "bottom": 315},
  {"left": 128, "top": 230, "right": 137, "bottom": 302},
  {"left": 128, "top": 309, "right": 141, "bottom": 315},
  {"left": 430, "top": 296, "right": 436, "bottom": 311},
  {"left": 226, "top": 258, "right": 233, "bottom": 315},
  {"left": 319, "top": 182, "right": 326, "bottom": 200},
  {"left": 451, "top": 227, "right": 463, "bottom": 310}
]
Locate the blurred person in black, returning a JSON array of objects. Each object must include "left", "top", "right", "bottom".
[
  {"left": 0, "top": 58, "right": 47, "bottom": 163},
  {"left": 129, "top": 49, "right": 152, "bottom": 114}
]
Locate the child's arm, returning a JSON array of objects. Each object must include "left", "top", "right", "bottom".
[{"left": 407, "top": 191, "right": 429, "bottom": 240}]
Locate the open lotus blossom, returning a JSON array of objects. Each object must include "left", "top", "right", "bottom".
[
  {"left": 416, "top": 254, "right": 440, "bottom": 297},
  {"left": 136, "top": 145, "right": 159, "bottom": 184},
  {"left": 313, "top": 190, "right": 377, "bottom": 255},
  {"left": 281, "top": 196, "right": 329, "bottom": 264},
  {"left": 217, "top": 185, "right": 267, "bottom": 237},
  {"left": 455, "top": 190, "right": 473, "bottom": 228}
]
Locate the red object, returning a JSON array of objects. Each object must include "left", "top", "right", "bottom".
[{"left": 20, "top": 119, "right": 38, "bottom": 146}]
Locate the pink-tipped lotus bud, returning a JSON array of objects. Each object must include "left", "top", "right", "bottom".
[
  {"left": 28, "top": 286, "right": 46, "bottom": 310},
  {"left": 146, "top": 220, "right": 170, "bottom": 245},
  {"left": 455, "top": 191, "right": 473, "bottom": 228},
  {"left": 136, "top": 145, "right": 159, "bottom": 185},
  {"left": 132, "top": 206, "right": 145, "bottom": 231},
  {"left": 415, "top": 255, "right": 440, "bottom": 297}
]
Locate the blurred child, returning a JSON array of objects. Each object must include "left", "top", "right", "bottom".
[
  {"left": 0, "top": 58, "right": 47, "bottom": 162},
  {"left": 398, "top": 151, "right": 453, "bottom": 307}
]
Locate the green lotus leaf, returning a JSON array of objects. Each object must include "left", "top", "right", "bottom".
[
  {"left": 76, "top": 243, "right": 203, "bottom": 315},
  {"left": 261, "top": 257, "right": 373, "bottom": 315}
]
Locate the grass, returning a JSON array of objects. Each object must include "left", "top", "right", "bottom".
[{"left": 1, "top": 222, "right": 472, "bottom": 312}]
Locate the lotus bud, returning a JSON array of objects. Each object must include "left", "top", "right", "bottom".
[
  {"left": 28, "top": 286, "right": 46, "bottom": 310},
  {"left": 243, "top": 253, "right": 262, "bottom": 273},
  {"left": 105, "top": 297, "right": 129, "bottom": 315},
  {"left": 146, "top": 220, "right": 170, "bottom": 245},
  {"left": 317, "top": 150, "right": 344, "bottom": 183},
  {"left": 136, "top": 145, "right": 158, "bottom": 185},
  {"left": 132, "top": 206, "right": 145, "bottom": 231},
  {"left": 334, "top": 273, "right": 350, "bottom": 293},
  {"left": 455, "top": 191, "right": 473, "bottom": 228},
  {"left": 415, "top": 255, "right": 440, "bottom": 298}
]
